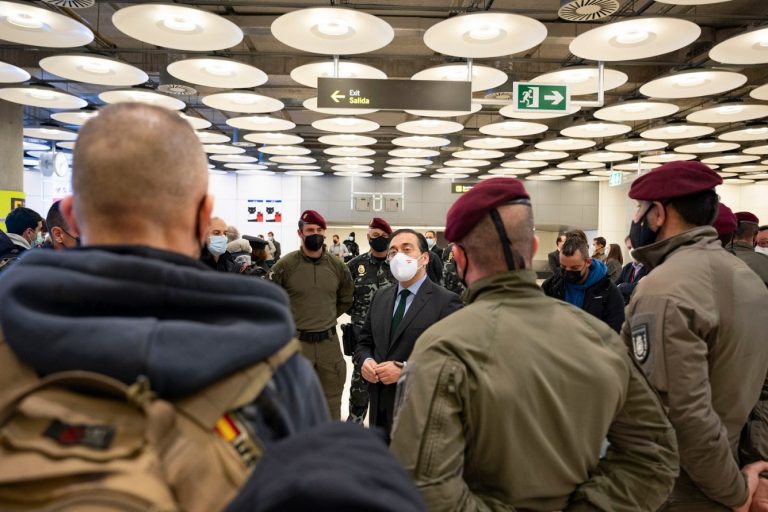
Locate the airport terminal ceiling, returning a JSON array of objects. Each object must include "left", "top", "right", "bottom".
[{"left": 2, "top": 0, "right": 768, "bottom": 182}]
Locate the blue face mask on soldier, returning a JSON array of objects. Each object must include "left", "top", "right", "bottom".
[{"left": 207, "top": 235, "right": 228, "bottom": 256}]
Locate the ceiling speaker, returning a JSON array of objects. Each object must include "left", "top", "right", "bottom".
[
  {"left": 41, "top": 0, "right": 96, "bottom": 8},
  {"left": 558, "top": 0, "right": 620, "bottom": 21}
]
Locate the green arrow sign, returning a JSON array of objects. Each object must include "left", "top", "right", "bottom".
[{"left": 512, "top": 83, "right": 570, "bottom": 113}]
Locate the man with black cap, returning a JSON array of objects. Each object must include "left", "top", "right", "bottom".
[
  {"left": 343, "top": 231, "right": 360, "bottom": 263},
  {"left": 270, "top": 210, "right": 354, "bottom": 420},
  {"left": 622, "top": 161, "right": 768, "bottom": 511},
  {"left": 730, "top": 211, "right": 768, "bottom": 286},
  {"left": 390, "top": 177, "right": 679, "bottom": 511},
  {"left": 344, "top": 217, "right": 397, "bottom": 424}
]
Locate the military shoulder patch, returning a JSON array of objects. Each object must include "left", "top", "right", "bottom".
[{"left": 631, "top": 323, "right": 650, "bottom": 363}]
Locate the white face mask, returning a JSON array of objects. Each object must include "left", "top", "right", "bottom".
[
  {"left": 756, "top": 246, "right": 768, "bottom": 256},
  {"left": 426, "top": 238, "right": 435, "bottom": 249},
  {"left": 389, "top": 252, "right": 421, "bottom": 283}
]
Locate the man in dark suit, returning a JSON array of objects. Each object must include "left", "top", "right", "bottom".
[
  {"left": 355, "top": 229, "right": 462, "bottom": 440},
  {"left": 547, "top": 232, "right": 567, "bottom": 276}
]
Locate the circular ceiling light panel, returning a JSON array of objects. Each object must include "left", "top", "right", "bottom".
[
  {"left": 561, "top": 122, "right": 631, "bottom": 138},
  {"left": 701, "top": 154, "right": 759, "bottom": 164},
  {"left": 387, "top": 158, "right": 431, "bottom": 167},
  {"left": 535, "top": 138, "right": 596, "bottom": 151},
  {"left": 655, "top": 0, "right": 732, "bottom": 3},
  {"left": 318, "top": 134, "right": 376, "bottom": 146},
  {"left": 675, "top": 141, "right": 739, "bottom": 153},
  {"left": 527, "top": 174, "right": 565, "bottom": 181},
  {"left": 578, "top": 151, "right": 632, "bottom": 163},
  {"left": 396, "top": 119, "right": 463, "bottom": 135},
  {"left": 723, "top": 178, "right": 754, "bottom": 184},
  {"left": 271, "top": 7, "right": 393, "bottom": 55},
  {"left": 23, "top": 157, "right": 38, "bottom": 166},
  {"left": 334, "top": 172, "right": 372, "bottom": 177},
  {"left": 516, "top": 150, "right": 569, "bottom": 161},
  {"left": 24, "top": 140, "right": 49, "bottom": 151},
  {"left": 744, "top": 144, "right": 768, "bottom": 155},
  {"left": 0, "top": 86, "right": 86, "bottom": 109},
  {"left": 23, "top": 127, "right": 77, "bottom": 141},
  {"left": 303, "top": 97, "right": 378, "bottom": 116},
  {"left": 99, "top": 89, "right": 185, "bottom": 110},
  {"left": 40, "top": 54, "right": 147, "bottom": 87},
  {"left": 710, "top": 26, "right": 768, "bottom": 65},
  {"left": 477, "top": 174, "right": 516, "bottom": 180},
  {"left": 444, "top": 159, "right": 490, "bottom": 168},
  {"left": 745, "top": 173, "right": 768, "bottom": 180},
  {"left": 284, "top": 170, "right": 324, "bottom": 177},
  {"left": 329, "top": 157, "right": 375, "bottom": 165},
  {"left": 323, "top": 146, "right": 376, "bottom": 157},
  {"left": 196, "top": 131, "right": 230, "bottom": 144},
  {"left": 431, "top": 173, "right": 471, "bottom": 179},
  {"left": 51, "top": 110, "right": 98, "bottom": 126},
  {"left": 590, "top": 169, "right": 626, "bottom": 177},
  {"left": 405, "top": 103, "right": 482, "bottom": 118},
  {"left": 437, "top": 167, "right": 479, "bottom": 174},
  {"left": 234, "top": 170, "right": 275, "bottom": 177},
  {"left": 613, "top": 162, "right": 661, "bottom": 171},
  {"left": 278, "top": 165, "right": 321, "bottom": 170},
  {"left": 605, "top": 139, "right": 668, "bottom": 152},
  {"left": 531, "top": 66, "right": 627, "bottom": 96},
  {"left": 686, "top": 103, "right": 768, "bottom": 124},
  {"left": 270, "top": 155, "right": 316, "bottom": 164},
  {"left": 384, "top": 166, "right": 426, "bottom": 173},
  {"left": 718, "top": 125, "right": 768, "bottom": 142},
  {"left": 558, "top": 160, "right": 604, "bottom": 170},
  {"left": 227, "top": 116, "right": 295, "bottom": 132},
  {"left": 569, "top": 17, "right": 701, "bottom": 62},
  {"left": 643, "top": 152, "right": 697, "bottom": 163},
  {"left": 332, "top": 164, "right": 373, "bottom": 172},
  {"left": 202, "top": 91, "right": 283, "bottom": 114},
  {"left": 224, "top": 163, "right": 268, "bottom": 170},
  {"left": 391, "top": 135, "right": 450, "bottom": 148},
  {"left": 0, "top": 61, "right": 30, "bottom": 83},
  {"left": 412, "top": 64, "right": 507, "bottom": 93},
  {"left": 573, "top": 175, "right": 608, "bottom": 182},
  {"left": 594, "top": 100, "right": 679, "bottom": 121},
  {"left": 490, "top": 167, "right": 529, "bottom": 175},
  {"left": 542, "top": 169, "right": 583, "bottom": 176},
  {"left": 722, "top": 165, "right": 768, "bottom": 173},
  {"left": 383, "top": 172, "right": 420, "bottom": 179},
  {"left": 453, "top": 149, "right": 504, "bottom": 160},
  {"left": 244, "top": 132, "right": 302, "bottom": 145},
  {"left": 751, "top": 84, "right": 768, "bottom": 101},
  {"left": 640, "top": 123, "right": 714, "bottom": 140},
  {"left": 639, "top": 69, "right": 747, "bottom": 99},
  {"left": 167, "top": 58, "right": 267, "bottom": 89},
  {"left": 291, "top": 61, "right": 386, "bottom": 88},
  {"left": 0, "top": 1, "right": 93, "bottom": 47},
  {"left": 499, "top": 104, "right": 581, "bottom": 120},
  {"left": 209, "top": 154, "right": 257, "bottom": 163},
  {"left": 259, "top": 145, "right": 311, "bottom": 156},
  {"left": 423, "top": 12, "right": 547, "bottom": 58},
  {"left": 464, "top": 137, "right": 523, "bottom": 150},
  {"left": 389, "top": 148, "right": 440, "bottom": 158},
  {"left": 479, "top": 120, "right": 548, "bottom": 137},
  {"left": 312, "top": 117, "right": 379, "bottom": 133},
  {"left": 112, "top": 4, "right": 243, "bottom": 51},
  {"left": 179, "top": 113, "right": 210, "bottom": 130},
  {"left": 501, "top": 159, "right": 547, "bottom": 169}
]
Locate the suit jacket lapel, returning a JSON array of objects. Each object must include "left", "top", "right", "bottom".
[{"left": 389, "top": 279, "right": 432, "bottom": 352}]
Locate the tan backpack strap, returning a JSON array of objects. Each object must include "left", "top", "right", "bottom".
[{"left": 174, "top": 339, "right": 301, "bottom": 430}]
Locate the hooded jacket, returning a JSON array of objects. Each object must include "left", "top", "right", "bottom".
[
  {"left": 0, "top": 245, "right": 329, "bottom": 438},
  {"left": 0, "top": 230, "right": 22, "bottom": 273}
]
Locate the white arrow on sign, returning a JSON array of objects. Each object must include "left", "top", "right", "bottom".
[
  {"left": 544, "top": 90, "right": 564, "bottom": 105},
  {"left": 331, "top": 90, "right": 346, "bottom": 103}
]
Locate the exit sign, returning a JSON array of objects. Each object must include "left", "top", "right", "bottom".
[
  {"left": 609, "top": 170, "right": 624, "bottom": 187},
  {"left": 512, "top": 83, "right": 570, "bottom": 113}
]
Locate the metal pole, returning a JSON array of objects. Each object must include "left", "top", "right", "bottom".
[
  {"left": 466, "top": 58, "right": 473, "bottom": 82},
  {"left": 333, "top": 55, "right": 340, "bottom": 78}
]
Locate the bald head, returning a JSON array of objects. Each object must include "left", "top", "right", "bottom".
[{"left": 71, "top": 103, "right": 208, "bottom": 236}]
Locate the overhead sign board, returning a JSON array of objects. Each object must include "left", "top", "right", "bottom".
[
  {"left": 318, "top": 77, "right": 471, "bottom": 111},
  {"left": 609, "top": 170, "right": 624, "bottom": 187},
  {"left": 512, "top": 82, "right": 570, "bottom": 113},
  {"left": 451, "top": 183, "right": 475, "bottom": 194}
]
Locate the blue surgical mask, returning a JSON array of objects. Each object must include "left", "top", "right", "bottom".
[
  {"left": 208, "top": 235, "right": 228, "bottom": 256},
  {"left": 426, "top": 238, "right": 435, "bottom": 249}
]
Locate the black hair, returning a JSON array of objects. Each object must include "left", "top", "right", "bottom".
[
  {"left": 556, "top": 231, "right": 567, "bottom": 246},
  {"left": 424, "top": 230, "right": 436, "bottom": 238},
  {"left": 46, "top": 201, "right": 69, "bottom": 232},
  {"left": 390, "top": 229, "right": 429, "bottom": 254},
  {"left": 736, "top": 219, "right": 759, "bottom": 239},
  {"left": 593, "top": 236, "right": 606, "bottom": 248},
  {"left": 561, "top": 231, "right": 590, "bottom": 259},
  {"left": 759, "top": 225, "right": 768, "bottom": 232},
  {"left": 5, "top": 207, "right": 42, "bottom": 236},
  {"left": 667, "top": 189, "right": 719, "bottom": 228}
]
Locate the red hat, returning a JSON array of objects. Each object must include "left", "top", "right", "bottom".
[
  {"left": 445, "top": 178, "right": 530, "bottom": 242},
  {"left": 629, "top": 161, "right": 722, "bottom": 201},
  {"left": 300, "top": 210, "right": 326, "bottom": 230},
  {"left": 713, "top": 203, "right": 737, "bottom": 237},
  {"left": 369, "top": 217, "right": 392, "bottom": 235},
  {"left": 735, "top": 211, "right": 760, "bottom": 224}
]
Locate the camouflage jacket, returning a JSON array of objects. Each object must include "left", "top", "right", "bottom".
[
  {"left": 441, "top": 244, "right": 466, "bottom": 297},
  {"left": 347, "top": 252, "right": 396, "bottom": 328}
]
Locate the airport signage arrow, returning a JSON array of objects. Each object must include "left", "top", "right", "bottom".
[
  {"left": 512, "top": 83, "right": 570, "bottom": 113},
  {"left": 318, "top": 77, "right": 471, "bottom": 111}
]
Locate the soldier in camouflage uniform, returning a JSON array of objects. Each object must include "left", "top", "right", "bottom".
[
  {"left": 441, "top": 243, "right": 466, "bottom": 297},
  {"left": 345, "top": 217, "right": 396, "bottom": 423}
]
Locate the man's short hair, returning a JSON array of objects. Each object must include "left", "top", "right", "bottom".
[
  {"left": 760, "top": 226, "right": 768, "bottom": 232},
  {"left": 459, "top": 204, "right": 534, "bottom": 271},
  {"left": 5, "top": 207, "right": 42, "bottom": 235},
  {"left": 46, "top": 201, "right": 69, "bottom": 232},
  {"left": 424, "top": 230, "right": 436, "bottom": 238},
  {"left": 562, "top": 231, "right": 590, "bottom": 260},
  {"left": 593, "top": 236, "right": 606, "bottom": 248},
  {"left": 667, "top": 190, "right": 719, "bottom": 228},
  {"left": 556, "top": 231, "right": 567, "bottom": 245},
  {"left": 736, "top": 219, "right": 760, "bottom": 240},
  {"left": 268, "top": 231, "right": 274, "bottom": 236},
  {"left": 390, "top": 229, "right": 429, "bottom": 254}
]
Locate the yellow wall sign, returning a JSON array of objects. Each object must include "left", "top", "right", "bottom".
[
  {"left": 0, "top": 190, "right": 25, "bottom": 232},
  {"left": 451, "top": 183, "right": 475, "bottom": 194}
]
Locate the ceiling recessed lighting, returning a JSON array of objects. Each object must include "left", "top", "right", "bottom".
[
  {"left": 162, "top": 16, "right": 198, "bottom": 33},
  {"left": 717, "top": 105, "right": 744, "bottom": 115},
  {"left": 467, "top": 25, "right": 502, "bottom": 41},
  {"left": 616, "top": 31, "right": 649, "bottom": 45},
  {"left": 317, "top": 18, "right": 350, "bottom": 37}
]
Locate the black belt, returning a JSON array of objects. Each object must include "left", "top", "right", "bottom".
[{"left": 297, "top": 329, "right": 334, "bottom": 343}]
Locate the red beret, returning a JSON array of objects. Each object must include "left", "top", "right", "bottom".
[
  {"left": 713, "top": 203, "right": 737, "bottom": 237},
  {"left": 300, "top": 210, "right": 326, "bottom": 230},
  {"left": 445, "top": 178, "right": 530, "bottom": 242},
  {"left": 629, "top": 161, "right": 722, "bottom": 201},
  {"left": 369, "top": 217, "right": 392, "bottom": 235},
  {"left": 736, "top": 211, "right": 760, "bottom": 224}
]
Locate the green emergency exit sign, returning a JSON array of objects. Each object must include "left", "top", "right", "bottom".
[{"left": 512, "top": 83, "right": 570, "bottom": 113}]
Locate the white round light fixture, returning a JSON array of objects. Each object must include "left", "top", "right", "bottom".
[
  {"left": 51, "top": 110, "right": 98, "bottom": 126},
  {"left": 210, "top": 154, "right": 257, "bottom": 163},
  {"left": 686, "top": 103, "right": 768, "bottom": 124},
  {"left": 167, "top": 58, "right": 266, "bottom": 89},
  {"left": 270, "top": 155, "right": 316, "bottom": 164},
  {"left": 605, "top": 139, "right": 668, "bottom": 152},
  {"left": 701, "top": 154, "right": 759, "bottom": 165},
  {"left": 312, "top": 117, "right": 379, "bottom": 133},
  {"left": 674, "top": 141, "right": 740, "bottom": 153},
  {"left": 578, "top": 151, "right": 633, "bottom": 163},
  {"left": 501, "top": 159, "right": 547, "bottom": 169},
  {"left": 710, "top": 26, "right": 768, "bottom": 65},
  {"left": 595, "top": 100, "right": 679, "bottom": 121},
  {"left": 290, "top": 61, "right": 386, "bottom": 88},
  {"left": 387, "top": 158, "right": 431, "bottom": 167},
  {"left": 40, "top": 55, "right": 147, "bottom": 87},
  {"left": 516, "top": 150, "right": 569, "bottom": 161},
  {"left": 557, "top": 160, "right": 604, "bottom": 170},
  {"left": 318, "top": 134, "right": 376, "bottom": 146},
  {"left": 0, "top": 86, "right": 86, "bottom": 109},
  {"left": 329, "top": 157, "right": 375, "bottom": 165},
  {"left": 0, "top": 1, "right": 93, "bottom": 47},
  {"left": 444, "top": 159, "right": 490, "bottom": 168},
  {"left": 560, "top": 122, "right": 631, "bottom": 138},
  {"left": 431, "top": 173, "right": 471, "bottom": 179},
  {"left": 23, "top": 140, "right": 49, "bottom": 151},
  {"left": 744, "top": 145, "right": 768, "bottom": 156},
  {"left": 639, "top": 70, "right": 747, "bottom": 99},
  {"left": 535, "top": 138, "right": 596, "bottom": 151},
  {"left": 640, "top": 123, "right": 714, "bottom": 140},
  {"left": 643, "top": 152, "right": 697, "bottom": 163},
  {"left": 179, "top": 113, "right": 211, "bottom": 130},
  {"left": 23, "top": 127, "right": 77, "bottom": 141},
  {"left": 259, "top": 146, "right": 311, "bottom": 156},
  {"left": 202, "top": 91, "right": 283, "bottom": 114},
  {"left": 396, "top": 119, "right": 463, "bottom": 135},
  {"left": 323, "top": 146, "right": 376, "bottom": 157},
  {"left": 531, "top": 66, "right": 627, "bottom": 96},
  {"left": 722, "top": 165, "right": 768, "bottom": 173},
  {"left": 0, "top": 60, "right": 29, "bottom": 83},
  {"left": 453, "top": 149, "right": 504, "bottom": 160},
  {"left": 718, "top": 126, "right": 768, "bottom": 142},
  {"left": 99, "top": 89, "right": 185, "bottom": 110},
  {"left": 203, "top": 144, "right": 245, "bottom": 155},
  {"left": 464, "top": 137, "right": 523, "bottom": 150},
  {"left": 227, "top": 116, "right": 296, "bottom": 132},
  {"left": 391, "top": 136, "right": 450, "bottom": 148},
  {"left": 405, "top": 103, "right": 482, "bottom": 118},
  {"left": 244, "top": 132, "right": 302, "bottom": 145},
  {"left": 284, "top": 170, "right": 324, "bottom": 177},
  {"left": 526, "top": 174, "right": 565, "bottom": 181},
  {"left": 389, "top": 148, "right": 440, "bottom": 158},
  {"left": 479, "top": 121, "right": 548, "bottom": 137},
  {"left": 499, "top": 104, "right": 581, "bottom": 120},
  {"left": 196, "top": 131, "right": 230, "bottom": 144},
  {"left": 224, "top": 163, "right": 268, "bottom": 170},
  {"left": 383, "top": 173, "right": 420, "bottom": 179}
]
